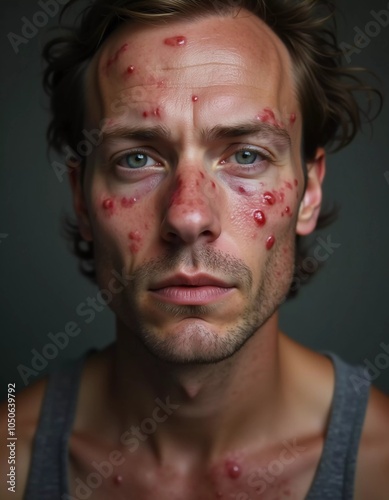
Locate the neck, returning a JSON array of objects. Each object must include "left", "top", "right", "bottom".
[{"left": 110, "top": 313, "right": 283, "bottom": 462}]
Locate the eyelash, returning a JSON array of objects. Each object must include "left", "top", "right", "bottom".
[
  {"left": 115, "top": 149, "right": 163, "bottom": 170},
  {"left": 223, "top": 147, "right": 272, "bottom": 165},
  {"left": 112, "top": 146, "right": 273, "bottom": 172}
]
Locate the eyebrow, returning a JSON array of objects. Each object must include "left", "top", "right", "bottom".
[
  {"left": 100, "top": 121, "right": 291, "bottom": 151},
  {"left": 200, "top": 122, "right": 291, "bottom": 151},
  {"left": 100, "top": 124, "right": 172, "bottom": 143}
]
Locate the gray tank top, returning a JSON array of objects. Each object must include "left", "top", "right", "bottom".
[{"left": 24, "top": 351, "right": 371, "bottom": 499}]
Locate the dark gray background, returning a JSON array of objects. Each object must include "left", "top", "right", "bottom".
[{"left": 1, "top": 0, "right": 388, "bottom": 400}]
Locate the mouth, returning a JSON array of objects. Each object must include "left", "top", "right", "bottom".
[{"left": 149, "top": 274, "right": 236, "bottom": 306}]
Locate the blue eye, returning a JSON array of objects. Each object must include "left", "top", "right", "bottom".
[
  {"left": 122, "top": 152, "right": 150, "bottom": 169},
  {"left": 221, "top": 147, "right": 271, "bottom": 176},
  {"left": 117, "top": 151, "right": 161, "bottom": 170},
  {"left": 234, "top": 150, "right": 259, "bottom": 164}
]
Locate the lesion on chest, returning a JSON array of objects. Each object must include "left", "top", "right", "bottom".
[{"left": 67, "top": 434, "right": 321, "bottom": 500}]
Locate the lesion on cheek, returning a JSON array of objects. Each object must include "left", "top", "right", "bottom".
[
  {"left": 102, "top": 198, "right": 114, "bottom": 210},
  {"left": 128, "top": 230, "right": 143, "bottom": 254},
  {"left": 99, "top": 195, "right": 138, "bottom": 218},
  {"left": 243, "top": 178, "right": 299, "bottom": 249},
  {"left": 266, "top": 235, "right": 276, "bottom": 250}
]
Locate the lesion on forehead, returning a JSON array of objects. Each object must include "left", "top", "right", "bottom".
[
  {"left": 91, "top": 9, "right": 294, "bottom": 78},
  {"left": 84, "top": 12, "right": 298, "bottom": 129}
]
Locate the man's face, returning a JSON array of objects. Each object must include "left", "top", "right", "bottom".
[{"left": 78, "top": 11, "right": 307, "bottom": 363}]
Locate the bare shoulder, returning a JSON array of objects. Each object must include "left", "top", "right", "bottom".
[
  {"left": 354, "top": 385, "right": 389, "bottom": 500},
  {"left": 0, "top": 377, "right": 48, "bottom": 500}
]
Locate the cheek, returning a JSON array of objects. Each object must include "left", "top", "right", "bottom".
[
  {"left": 92, "top": 192, "right": 154, "bottom": 257},
  {"left": 229, "top": 179, "right": 300, "bottom": 250}
]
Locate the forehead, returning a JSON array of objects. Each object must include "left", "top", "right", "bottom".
[{"left": 85, "top": 10, "right": 298, "bottom": 127}]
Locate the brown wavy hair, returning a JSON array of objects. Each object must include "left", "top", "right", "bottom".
[{"left": 43, "top": 0, "right": 381, "bottom": 297}]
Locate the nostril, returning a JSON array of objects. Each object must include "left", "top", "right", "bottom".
[{"left": 165, "top": 230, "right": 182, "bottom": 245}]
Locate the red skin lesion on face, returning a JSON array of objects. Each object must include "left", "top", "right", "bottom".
[
  {"left": 164, "top": 35, "right": 187, "bottom": 46},
  {"left": 128, "top": 232, "right": 142, "bottom": 254},
  {"left": 256, "top": 107, "right": 285, "bottom": 129},
  {"left": 253, "top": 210, "right": 266, "bottom": 227},
  {"left": 168, "top": 174, "right": 209, "bottom": 208},
  {"left": 289, "top": 113, "right": 296, "bottom": 126},
  {"left": 225, "top": 460, "right": 242, "bottom": 479},
  {"left": 284, "top": 181, "right": 293, "bottom": 190},
  {"left": 102, "top": 198, "right": 116, "bottom": 217},
  {"left": 153, "top": 107, "right": 162, "bottom": 118},
  {"left": 294, "top": 178, "right": 298, "bottom": 187},
  {"left": 113, "top": 475, "right": 123, "bottom": 485},
  {"left": 142, "top": 107, "right": 162, "bottom": 119},
  {"left": 128, "top": 231, "right": 142, "bottom": 242},
  {"left": 105, "top": 43, "right": 129, "bottom": 72},
  {"left": 123, "top": 65, "right": 135, "bottom": 79},
  {"left": 266, "top": 235, "right": 276, "bottom": 250},
  {"left": 281, "top": 206, "right": 292, "bottom": 217},
  {"left": 262, "top": 191, "right": 276, "bottom": 206},
  {"left": 192, "top": 95, "right": 199, "bottom": 102},
  {"left": 121, "top": 197, "right": 137, "bottom": 208},
  {"left": 102, "top": 198, "right": 114, "bottom": 210}
]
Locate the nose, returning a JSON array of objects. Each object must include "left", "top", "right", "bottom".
[{"left": 160, "top": 170, "right": 221, "bottom": 245}]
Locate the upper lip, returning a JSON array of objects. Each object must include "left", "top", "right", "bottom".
[{"left": 149, "top": 273, "right": 234, "bottom": 290}]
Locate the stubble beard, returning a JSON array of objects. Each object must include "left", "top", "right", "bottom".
[{"left": 114, "top": 242, "right": 295, "bottom": 366}]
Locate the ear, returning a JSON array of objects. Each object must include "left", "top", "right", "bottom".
[
  {"left": 68, "top": 162, "right": 93, "bottom": 242},
  {"left": 296, "top": 147, "right": 326, "bottom": 236}
]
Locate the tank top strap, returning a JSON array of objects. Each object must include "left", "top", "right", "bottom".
[
  {"left": 24, "top": 356, "right": 86, "bottom": 500},
  {"left": 306, "top": 351, "right": 371, "bottom": 499}
]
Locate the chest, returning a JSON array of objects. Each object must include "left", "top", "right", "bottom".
[{"left": 67, "top": 436, "right": 324, "bottom": 500}]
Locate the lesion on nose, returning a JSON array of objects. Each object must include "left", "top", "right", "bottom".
[{"left": 161, "top": 172, "right": 221, "bottom": 245}]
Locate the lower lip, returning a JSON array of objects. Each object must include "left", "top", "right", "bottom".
[{"left": 150, "top": 286, "right": 234, "bottom": 305}]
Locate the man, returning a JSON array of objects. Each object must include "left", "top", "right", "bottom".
[{"left": 1, "top": 0, "right": 389, "bottom": 498}]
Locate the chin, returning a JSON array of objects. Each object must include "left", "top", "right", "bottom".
[{"left": 136, "top": 317, "right": 260, "bottom": 365}]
